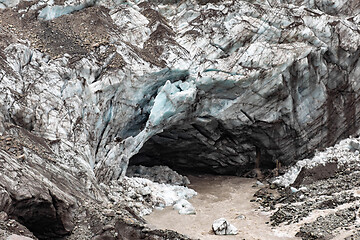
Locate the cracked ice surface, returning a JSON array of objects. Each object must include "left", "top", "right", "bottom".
[{"left": 1, "top": 0, "right": 360, "bottom": 183}]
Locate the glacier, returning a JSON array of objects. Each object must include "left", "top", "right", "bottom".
[
  {"left": 1, "top": 0, "right": 360, "bottom": 238},
  {"left": 1, "top": 0, "right": 360, "bottom": 183}
]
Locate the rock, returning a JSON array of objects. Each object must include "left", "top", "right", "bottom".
[
  {"left": 173, "top": 199, "right": 196, "bottom": 215},
  {"left": 212, "top": 218, "right": 238, "bottom": 235},
  {"left": 0, "top": 145, "right": 78, "bottom": 239},
  {"left": 269, "top": 139, "right": 360, "bottom": 235},
  {"left": 256, "top": 181, "right": 265, "bottom": 187},
  {"left": 292, "top": 162, "right": 338, "bottom": 188},
  {"left": 0, "top": 211, "right": 8, "bottom": 221},
  {"left": 236, "top": 214, "right": 246, "bottom": 220},
  {"left": 0, "top": 215, "right": 36, "bottom": 240},
  {"left": 349, "top": 140, "right": 360, "bottom": 152},
  {"left": 103, "top": 209, "right": 115, "bottom": 217},
  {"left": 0, "top": 124, "right": 190, "bottom": 239},
  {"left": 296, "top": 207, "right": 358, "bottom": 240}
]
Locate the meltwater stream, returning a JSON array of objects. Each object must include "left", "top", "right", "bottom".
[{"left": 144, "top": 175, "right": 299, "bottom": 240}]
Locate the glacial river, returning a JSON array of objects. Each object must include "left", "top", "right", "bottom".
[{"left": 144, "top": 175, "right": 300, "bottom": 240}]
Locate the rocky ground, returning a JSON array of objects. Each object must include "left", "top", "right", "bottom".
[{"left": 254, "top": 138, "right": 360, "bottom": 240}]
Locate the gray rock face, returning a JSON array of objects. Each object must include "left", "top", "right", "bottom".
[{"left": 0, "top": 127, "right": 78, "bottom": 239}]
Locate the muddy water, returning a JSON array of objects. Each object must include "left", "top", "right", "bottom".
[{"left": 144, "top": 175, "right": 299, "bottom": 240}]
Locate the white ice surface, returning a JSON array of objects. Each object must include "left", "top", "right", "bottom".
[
  {"left": 38, "top": 1, "right": 94, "bottom": 20},
  {"left": 148, "top": 80, "right": 196, "bottom": 126}
]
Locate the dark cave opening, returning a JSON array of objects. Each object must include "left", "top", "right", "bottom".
[
  {"left": 8, "top": 193, "right": 73, "bottom": 240},
  {"left": 128, "top": 146, "right": 277, "bottom": 178},
  {"left": 127, "top": 118, "right": 286, "bottom": 179}
]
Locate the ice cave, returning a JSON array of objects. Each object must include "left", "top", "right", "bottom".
[{"left": 1, "top": 0, "right": 360, "bottom": 239}]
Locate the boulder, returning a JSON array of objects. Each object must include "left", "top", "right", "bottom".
[{"left": 212, "top": 218, "right": 238, "bottom": 235}]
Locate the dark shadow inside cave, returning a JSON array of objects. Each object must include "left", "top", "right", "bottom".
[{"left": 127, "top": 117, "right": 289, "bottom": 179}]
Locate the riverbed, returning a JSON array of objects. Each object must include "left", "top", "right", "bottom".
[{"left": 144, "top": 175, "right": 299, "bottom": 240}]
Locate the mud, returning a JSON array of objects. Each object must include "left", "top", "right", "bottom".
[{"left": 144, "top": 175, "right": 299, "bottom": 240}]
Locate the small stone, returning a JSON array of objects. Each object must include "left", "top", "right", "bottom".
[
  {"left": 256, "top": 181, "right": 265, "bottom": 187},
  {"left": 0, "top": 211, "right": 8, "bottom": 221},
  {"left": 212, "top": 218, "right": 238, "bottom": 235},
  {"left": 16, "top": 154, "right": 26, "bottom": 161},
  {"left": 103, "top": 224, "right": 114, "bottom": 231},
  {"left": 103, "top": 209, "right": 115, "bottom": 217},
  {"left": 236, "top": 214, "right": 246, "bottom": 220}
]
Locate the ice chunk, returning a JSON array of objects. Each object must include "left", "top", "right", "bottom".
[
  {"left": 131, "top": 177, "right": 197, "bottom": 207},
  {"left": 173, "top": 199, "right": 196, "bottom": 215},
  {"left": 38, "top": 1, "right": 95, "bottom": 20},
  {"left": 0, "top": 0, "right": 20, "bottom": 8},
  {"left": 148, "top": 80, "right": 196, "bottom": 126}
]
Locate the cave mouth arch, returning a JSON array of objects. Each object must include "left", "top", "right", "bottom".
[{"left": 127, "top": 118, "right": 288, "bottom": 178}]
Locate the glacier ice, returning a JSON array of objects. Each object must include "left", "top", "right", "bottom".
[
  {"left": 148, "top": 80, "right": 196, "bottom": 127},
  {"left": 1, "top": 0, "right": 360, "bottom": 183},
  {"left": 38, "top": 1, "right": 95, "bottom": 20}
]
